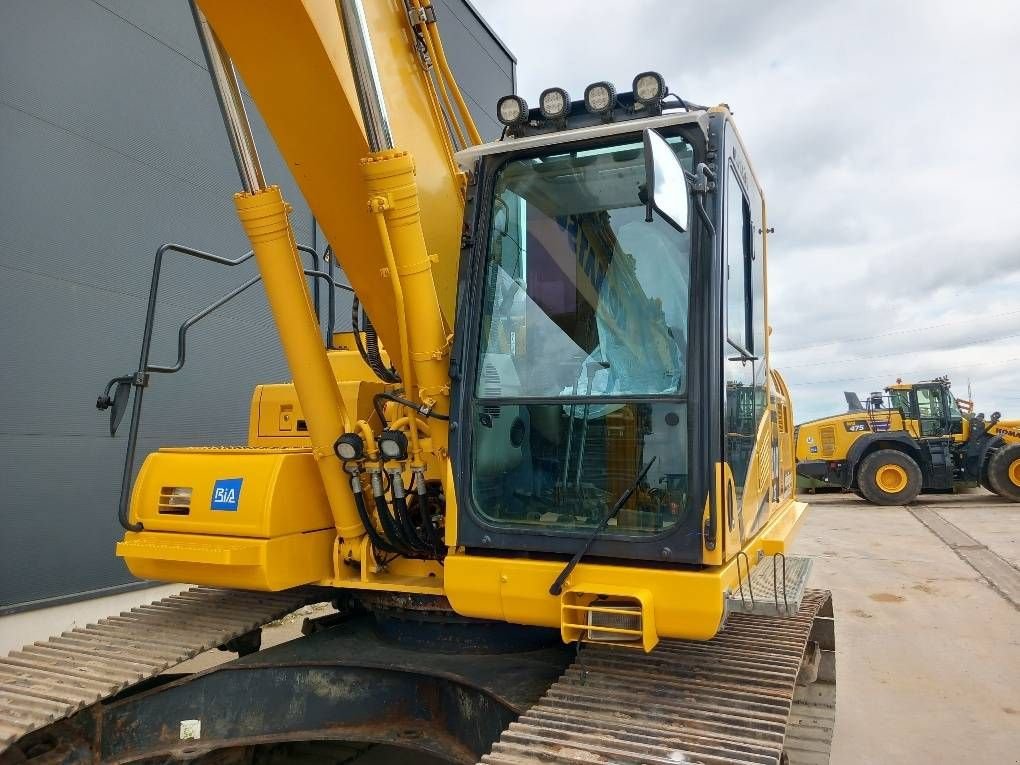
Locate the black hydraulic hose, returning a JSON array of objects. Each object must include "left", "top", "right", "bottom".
[
  {"left": 374, "top": 391, "right": 450, "bottom": 422},
  {"left": 392, "top": 494, "right": 430, "bottom": 555},
  {"left": 351, "top": 294, "right": 400, "bottom": 384},
  {"left": 373, "top": 492, "right": 417, "bottom": 556},
  {"left": 389, "top": 469, "right": 432, "bottom": 555},
  {"left": 351, "top": 294, "right": 371, "bottom": 365},
  {"left": 368, "top": 469, "right": 417, "bottom": 555},
  {"left": 365, "top": 315, "right": 400, "bottom": 383},
  {"left": 413, "top": 477, "right": 442, "bottom": 556},
  {"left": 349, "top": 473, "right": 403, "bottom": 555}
]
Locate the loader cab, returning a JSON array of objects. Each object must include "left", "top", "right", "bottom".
[
  {"left": 908, "top": 382, "right": 965, "bottom": 439},
  {"left": 450, "top": 96, "right": 770, "bottom": 567}
]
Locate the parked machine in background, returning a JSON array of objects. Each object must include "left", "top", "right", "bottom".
[
  {"left": 796, "top": 376, "right": 1020, "bottom": 504},
  {"left": 1, "top": 2, "right": 837, "bottom": 763}
]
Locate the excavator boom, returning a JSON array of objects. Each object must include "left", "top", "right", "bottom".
[{"left": 2, "top": 3, "right": 840, "bottom": 763}]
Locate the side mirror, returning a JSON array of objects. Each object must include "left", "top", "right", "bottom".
[
  {"left": 643, "top": 128, "right": 690, "bottom": 232},
  {"left": 97, "top": 376, "right": 132, "bottom": 436}
]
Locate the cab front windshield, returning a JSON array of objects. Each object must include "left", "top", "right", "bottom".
[{"left": 471, "top": 134, "right": 694, "bottom": 537}]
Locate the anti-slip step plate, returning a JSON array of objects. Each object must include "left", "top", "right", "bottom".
[{"left": 727, "top": 554, "right": 814, "bottom": 617}]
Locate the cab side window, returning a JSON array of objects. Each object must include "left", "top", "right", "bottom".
[
  {"left": 725, "top": 167, "right": 752, "bottom": 353},
  {"left": 724, "top": 165, "right": 756, "bottom": 505}
]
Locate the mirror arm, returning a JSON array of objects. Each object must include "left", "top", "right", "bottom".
[{"left": 690, "top": 162, "right": 716, "bottom": 193}]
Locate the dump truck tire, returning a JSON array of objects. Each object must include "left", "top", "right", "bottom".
[
  {"left": 987, "top": 443, "right": 1020, "bottom": 501},
  {"left": 857, "top": 449, "right": 923, "bottom": 505}
]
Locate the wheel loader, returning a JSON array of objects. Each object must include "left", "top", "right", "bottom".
[
  {"left": 796, "top": 377, "right": 1020, "bottom": 504},
  {"left": 0, "top": 2, "right": 836, "bottom": 763}
]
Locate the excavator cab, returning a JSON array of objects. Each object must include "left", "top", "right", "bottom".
[
  {"left": 452, "top": 124, "right": 699, "bottom": 562},
  {"left": 448, "top": 95, "right": 789, "bottom": 576}
]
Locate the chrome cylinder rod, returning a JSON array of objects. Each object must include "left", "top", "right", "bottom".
[
  {"left": 189, "top": 0, "right": 266, "bottom": 193},
  {"left": 338, "top": 0, "right": 395, "bottom": 152}
]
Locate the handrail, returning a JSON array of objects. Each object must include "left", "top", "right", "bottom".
[{"left": 97, "top": 242, "right": 351, "bottom": 532}]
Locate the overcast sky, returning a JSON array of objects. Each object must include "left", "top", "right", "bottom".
[{"left": 472, "top": 0, "right": 1020, "bottom": 421}]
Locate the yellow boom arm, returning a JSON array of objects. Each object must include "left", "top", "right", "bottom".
[{"left": 197, "top": 0, "right": 472, "bottom": 360}]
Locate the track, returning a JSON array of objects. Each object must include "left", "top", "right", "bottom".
[
  {"left": 2, "top": 589, "right": 834, "bottom": 764},
  {"left": 0, "top": 586, "right": 320, "bottom": 752},
  {"left": 480, "top": 589, "right": 836, "bottom": 765}
]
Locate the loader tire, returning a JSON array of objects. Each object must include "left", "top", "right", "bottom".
[
  {"left": 987, "top": 444, "right": 1020, "bottom": 502},
  {"left": 857, "top": 449, "right": 923, "bottom": 505}
]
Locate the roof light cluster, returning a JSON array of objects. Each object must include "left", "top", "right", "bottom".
[{"left": 495, "top": 71, "right": 668, "bottom": 131}]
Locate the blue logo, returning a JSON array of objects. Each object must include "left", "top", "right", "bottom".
[{"left": 211, "top": 478, "right": 242, "bottom": 511}]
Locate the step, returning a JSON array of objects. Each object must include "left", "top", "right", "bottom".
[{"left": 726, "top": 554, "right": 813, "bottom": 618}]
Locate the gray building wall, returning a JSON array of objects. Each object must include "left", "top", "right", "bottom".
[{"left": 0, "top": 0, "right": 513, "bottom": 613}]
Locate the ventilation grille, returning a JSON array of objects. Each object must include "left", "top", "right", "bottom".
[
  {"left": 758, "top": 447, "right": 770, "bottom": 494},
  {"left": 820, "top": 426, "right": 836, "bottom": 457},
  {"left": 777, "top": 405, "right": 788, "bottom": 433},
  {"left": 158, "top": 486, "right": 192, "bottom": 515},
  {"left": 585, "top": 601, "right": 642, "bottom": 643}
]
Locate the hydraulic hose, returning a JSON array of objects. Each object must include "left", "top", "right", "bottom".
[
  {"left": 390, "top": 470, "right": 432, "bottom": 555},
  {"left": 374, "top": 391, "right": 449, "bottom": 423},
  {"left": 370, "top": 470, "right": 417, "bottom": 555},
  {"left": 351, "top": 295, "right": 399, "bottom": 384},
  {"left": 349, "top": 471, "right": 402, "bottom": 555}
]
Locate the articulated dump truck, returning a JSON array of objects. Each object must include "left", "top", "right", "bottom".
[{"left": 1, "top": 2, "right": 835, "bottom": 763}]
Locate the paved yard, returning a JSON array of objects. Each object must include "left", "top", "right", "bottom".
[{"left": 794, "top": 490, "right": 1020, "bottom": 764}]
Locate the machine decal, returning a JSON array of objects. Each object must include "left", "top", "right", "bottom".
[
  {"left": 211, "top": 478, "right": 242, "bottom": 511},
  {"left": 844, "top": 420, "right": 870, "bottom": 433}
]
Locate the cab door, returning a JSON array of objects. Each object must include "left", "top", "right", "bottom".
[
  {"left": 722, "top": 134, "right": 769, "bottom": 545},
  {"left": 913, "top": 385, "right": 949, "bottom": 437},
  {"left": 912, "top": 384, "right": 955, "bottom": 489}
]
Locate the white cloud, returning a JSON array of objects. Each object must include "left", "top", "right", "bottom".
[{"left": 471, "top": 0, "right": 1020, "bottom": 420}]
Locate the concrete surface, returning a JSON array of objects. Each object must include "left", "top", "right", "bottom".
[
  {"left": 3, "top": 492, "right": 1018, "bottom": 763},
  {"left": 794, "top": 490, "right": 1020, "bottom": 765}
]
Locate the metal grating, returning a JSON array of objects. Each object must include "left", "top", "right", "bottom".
[{"left": 728, "top": 554, "right": 814, "bottom": 618}]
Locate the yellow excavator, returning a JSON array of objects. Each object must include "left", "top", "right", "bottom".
[
  {"left": 1, "top": 2, "right": 835, "bottom": 763},
  {"left": 796, "top": 377, "right": 1020, "bottom": 504}
]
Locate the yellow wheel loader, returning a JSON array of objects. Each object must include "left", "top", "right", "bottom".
[
  {"left": 796, "top": 377, "right": 1020, "bottom": 504},
  {"left": 1, "top": 2, "right": 836, "bottom": 763}
]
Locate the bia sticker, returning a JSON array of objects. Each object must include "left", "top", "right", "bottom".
[{"left": 211, "top": 478, "right": 242, "bottom": 511}]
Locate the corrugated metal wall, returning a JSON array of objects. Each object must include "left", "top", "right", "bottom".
[{"left": 0, "top": 0, "right": 513, "bottom": 613}]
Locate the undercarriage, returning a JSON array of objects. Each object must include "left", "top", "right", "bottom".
[{"left": 1, "top": 587, "right": 834, "bottom": 765}]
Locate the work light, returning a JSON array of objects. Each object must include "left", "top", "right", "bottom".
[
  {"left": 539, "top": 87, "right": 570, "bottom": 119},
  {"left": 632, "top": 71, "right": 666, "bottom": 104},
  {"left": 584, "top": 81, "right": 616, "bottom": 114},
  {"left": 334, "top": 433, "right": 365, "bottom": 461},
  {"left": 377, "top": 429, "right": 409, "bottom": 461},
  {"left": 496, "top": 95, "right": 528, "bottom": 127}
]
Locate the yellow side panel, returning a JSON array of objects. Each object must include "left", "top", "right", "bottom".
[
  {"left": 197, "top": 0, "right": 465, "bottom": 360},
  {"left": 118, "top": 529, "right": 335, "bottom": 591},
  {"left": 129, "top": 449, "right": 333, "bottom": 538}
]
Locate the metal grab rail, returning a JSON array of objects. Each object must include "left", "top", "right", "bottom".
[{"left": 97, "top": 242, "right": 352, "bottom": 532}]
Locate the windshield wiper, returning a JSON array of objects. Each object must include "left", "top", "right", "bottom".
[{"left": 549, "top": 456, "right": 658, "bottom": 596}]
